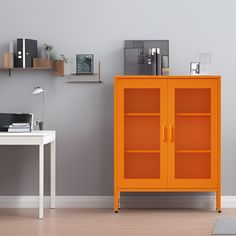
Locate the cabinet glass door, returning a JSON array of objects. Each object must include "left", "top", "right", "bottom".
[
  {"left": 167, "top": 79, "right": 218, "bottom": 188},
  {"left": 116, "top": 79, "right": 168, "bottom": 189}
]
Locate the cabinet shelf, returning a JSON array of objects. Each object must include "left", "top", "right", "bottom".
[
  {"left": 176, "top": 150, "right": 211, "bottom": 154},
  {"left": 175, "top": 113, "right": 211, "bottom": 117},
  {"left": 125, "top": 150, "right": 160, "bottom": 154},
  {"left": 125, "top": 113, "right": 160, "bottom": 117}
]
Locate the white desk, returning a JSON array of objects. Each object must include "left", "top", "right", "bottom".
[{"left": 0, "top": 131, "right": 56, "bottom": 219}]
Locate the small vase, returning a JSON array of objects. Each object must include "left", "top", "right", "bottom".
[
  {"left": 45, "top": 51, "right": 52, "bottom": 60},
  {"left": 64, "top": 62, "right": 70, "bottom": 75},
  {"left": 41, "top": 48, "right": 46, "bottom": 59}
]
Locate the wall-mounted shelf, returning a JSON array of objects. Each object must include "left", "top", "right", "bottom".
[
  {"left": 0, "top": 57, "right": 102, "bottom": 83},
  {"left": 65, "top": 80, "right": 103, "bottom": 84},
  {"left": 0, "top": 67, "right": 53, "bottom": 76},
  {"left": 1, "top": 59, "right": 65, "bottom": 77},
  {"left": 64, "top": 61, "right": 102, "bottom": 83},
  {"left": 1, "top": 40, "right": 102, "bottom": 80}
]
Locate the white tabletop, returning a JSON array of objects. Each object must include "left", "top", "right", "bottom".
[{"left": 0, "top": 130, "right": 55, "bottom": 137}]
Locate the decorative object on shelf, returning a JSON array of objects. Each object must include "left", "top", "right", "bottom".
[
  {"left": 4, "top": 41, "right": 14, "bottom": 68},
  {"left": 3, "top": 53, "right": 14, "bottom": 68},
  {"left": 161, "top": 55, "right": 170, "bottom": 75},
  {"left": 124, "top": 40, "right": 169, "bottom": 75},
  {"left": 53, "top": 60, "right": 64, "bottom": 76},
  {"left": 32, "top": 86, "right": 45, "bottom": 130},
  {"left": 40, "top": 45, "right": 46, "bottom": 58},
  {"left": 43, "top": 43, "right": 54, "bottom": 60},
  {"left": 190, "top": 62, "right": 200, "bottom": 75},
  {"left": 65, "top": 61, "right": 102, "bottom": 83},
  {"left": 14, "top": 38, "right": 37, "bottom": 68},
  {"left": 60, "top": 54, "right": 71, "bottom": 75},
  {"left": 9, "top": 41, "right": 14, "bottom": 54},
  {"left": 33, "top": 58, "right": 53, "bottom": 68},
  {"left": 76, "top": 54, "right": 94, "bottom": 75},
  {"left": 199, "top": 52, "right": 212, "bottom": 75},
  {"left": 161, "top": 68, "right": 170, "bottom": 76},
  {"left": 149, "top": 48, "right": 162, "bottom": 75},
  {"left": 0, "top": 40, "right": 65, "bottom": 77}
]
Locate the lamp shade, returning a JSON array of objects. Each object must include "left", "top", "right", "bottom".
[{"left": 32, "top": 86, "right": 45, "bottom": 95}]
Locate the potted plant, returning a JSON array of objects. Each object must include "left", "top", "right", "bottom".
[
  {"left": 39, "top": 43, "right": 54, "bottom": 67},
  {"left": 43, "top": 43, "right": 53, "bottom": 60}
]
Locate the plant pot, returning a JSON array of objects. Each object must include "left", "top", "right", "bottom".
[
  {"left": 33, "top": 58, "right": 53, "bottom": 68},
  {"left": 53, "top": 60, "right": 64, "bottom": 76}
]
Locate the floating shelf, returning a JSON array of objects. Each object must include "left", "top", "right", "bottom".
[
  {"left": 125, "top": 113, "right": 160, "bottom": 117},
  {"left": 65, "top": 80, "right": 102, "bottom": 84},
  {"left": 0, "top": 67, "right": 53, "bottom": 76},
  {"left": 64, "top": 61, "right": 102, "bottom": 83},
  {"left": 0, "top": 60, "right": 103, "bottom": 83},
  {"left": 0, "top": 67, "right": 52, "bottom": 70}
]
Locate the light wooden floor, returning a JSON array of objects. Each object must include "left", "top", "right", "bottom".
[{"left": 0, "top": 208, "right": 234, "bottom": 236}]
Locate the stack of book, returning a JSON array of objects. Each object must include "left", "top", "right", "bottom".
[{"left": 8, "top": 123, "right": 31, "bottom": 133}]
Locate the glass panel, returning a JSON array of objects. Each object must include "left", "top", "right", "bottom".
[
  {"left": 175, "top": 89, "right": 211, "bottom": 113},
  {"left": 125, "top": 116, "right": 160, "bottom": 150},
  {"left": 175, "top": 117, "right": 211, "bottom": 150},
  {"left": 125, "top": 89, "right": 160, "bottom": 113},
  {"left": 175, "top": 153, "right": 211, "bottom": 179},
  {"left": 125, "top": 153, "right": 160, "bottom": 179},
  {"left": 175, "top": 88, "right": 211, "bottom": 179},
  {"left": 124, "top": 88, "right": 160, "bottom": 179}
]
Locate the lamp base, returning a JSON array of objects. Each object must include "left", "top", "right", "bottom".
[{"left": 39, "top": 121, "right": 44, "bottom": 130}]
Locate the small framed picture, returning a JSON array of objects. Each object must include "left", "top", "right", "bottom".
[
  {"left": 76, "top": 54, "right": 94, "bottom": 75},
  {"left": 190, "top": 62, "right": 200, "bottom": 75}
]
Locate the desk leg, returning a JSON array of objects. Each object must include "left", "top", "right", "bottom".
[
  {"left": 50, "top": 140, "right": 56, "bottom": 209},
  {"left": 39, "top": 144, "right": 44, "bottom": 219}
]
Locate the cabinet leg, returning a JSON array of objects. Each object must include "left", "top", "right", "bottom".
[
  {"left": 114, "top": 190, "right": 119, "bottom": 213},
  {"left": 118, "top": 192, "right": 121, "bottom": 210},
  {"left": 216, "top": 190, "right": 221, "bottom": 213}
]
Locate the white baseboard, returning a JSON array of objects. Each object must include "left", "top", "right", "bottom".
[
  {"left": 221, "top": 196, "right": 236, "bottom": 208},
  {"left": 0, "top": 195, "right": 235, "bottom": 209}
]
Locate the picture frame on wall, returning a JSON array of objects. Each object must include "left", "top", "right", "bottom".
[{"left": 76, "top": 54, "right": 94, "bottom": 75}]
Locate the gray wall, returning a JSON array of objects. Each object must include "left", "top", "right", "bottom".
[{"left": 0, "top": 0, "right": 234, "bottom": 196}]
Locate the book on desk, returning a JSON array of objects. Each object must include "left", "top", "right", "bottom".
[{"left": 0, "top": 113, "right": 33, "bottom": 132}]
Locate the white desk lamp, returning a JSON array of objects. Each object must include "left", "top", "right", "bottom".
[{"left": 32, "top": 86, "right": 45, "bottom": 130}]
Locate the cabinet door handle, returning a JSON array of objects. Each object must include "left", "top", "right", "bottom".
[
  {"left": 162, "top": 125, "right": 166, "bottom": 142},
  {"left": 170, "top": 125, "right": 174, "bottom": 142}
]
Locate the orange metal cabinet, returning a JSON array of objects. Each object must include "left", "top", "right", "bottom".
[{"left": 114, "top": 75, "right": 221, "bottom": 213}]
